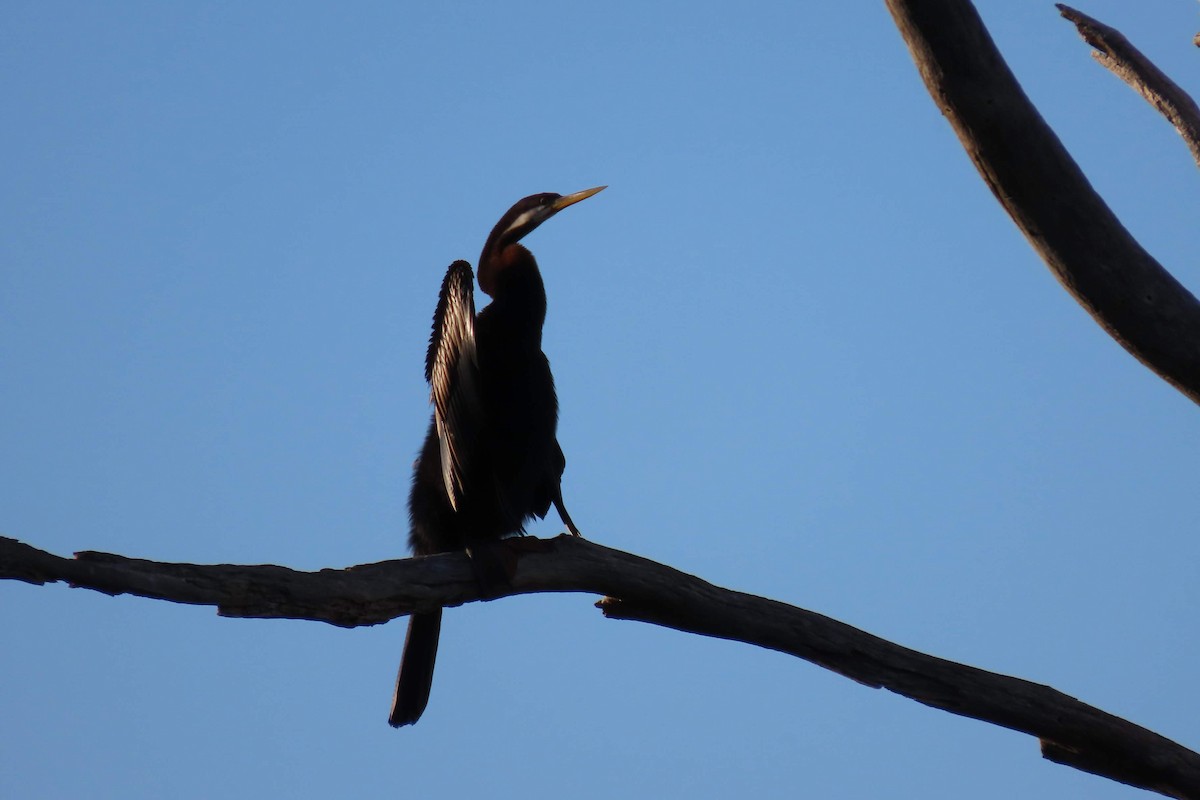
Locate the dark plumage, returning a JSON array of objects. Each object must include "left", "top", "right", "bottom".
[{"left": 389, "top": 187, "right": 603, "bottom": 727}]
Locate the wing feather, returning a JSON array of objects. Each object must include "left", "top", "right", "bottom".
[{"left": 426, "top": 260, "right": 480, "bottom": 511}]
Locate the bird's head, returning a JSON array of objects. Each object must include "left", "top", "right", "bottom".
[
  {"left": 478, "top": 186, "right": 606, "bottom": 296},
  {"left": 490, "top": 186, "right": 606, "bottom": 249}
]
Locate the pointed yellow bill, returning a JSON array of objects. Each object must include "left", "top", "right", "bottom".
[{"left": 552, "top": 185, "right": 607, "bottom": 211}]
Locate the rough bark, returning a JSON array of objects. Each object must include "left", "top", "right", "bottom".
[
  {"left": 3, "top": 533, "right": 1200, "bottom": 798},
  {"left": 885, "top": 0, "right": 1200, "bottom": 405},
  {"left": 1057, "top": 5, "right": 1200, "bottom": 170}
]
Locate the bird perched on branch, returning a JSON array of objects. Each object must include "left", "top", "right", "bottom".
[{"left": 389, "top": 186, "right": 604, "bottom": 727}]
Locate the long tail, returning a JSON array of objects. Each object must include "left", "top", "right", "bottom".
[{"left": 389, "top": 609, "right": 443, "bottom": 727}]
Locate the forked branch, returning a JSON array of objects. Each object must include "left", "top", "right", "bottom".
[
  {"left": 3, "top": 534, "right": 1199, "bottom": 798},
  {"left": 885, "top": 0, "right": 1200, "bottom": 405}
]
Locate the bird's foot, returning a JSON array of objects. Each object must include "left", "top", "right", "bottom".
[
  {"left": 464, "top": 540, "right": 514, "bottom": 599},
  {"left": 553, "top": 496, "right": 583, "bottom": 538},
  {"left": 503, "top": 536, "right": 555, "bottom": 554}
]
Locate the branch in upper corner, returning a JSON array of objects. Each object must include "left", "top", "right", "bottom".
[
  {"left": 884, "top": 0, "right": 1200, "bottom": 407},
  {"left": 1058, "top": 4, "right": 1200, "bottom": 170},
  {"left": 5, "top": 533, "right": 1200, "bottom": 797}
]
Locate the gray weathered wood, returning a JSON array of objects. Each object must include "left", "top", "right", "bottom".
[
  {"left": 4, "top": 533, "right": 1200, "bottom": 798},
  {"left": 885, "top": 0, "right": 1200, "bottom": 405},
  {"left": 1058, "top": 4, "right": 1200, "bottom": 171}
]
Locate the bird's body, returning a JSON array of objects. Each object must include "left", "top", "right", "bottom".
[
  {"left": 407, "top": 260, "right": 562, "bottom": 553},
  {"left": 389, "top": 187, "right": 602, "bottom": 727}
]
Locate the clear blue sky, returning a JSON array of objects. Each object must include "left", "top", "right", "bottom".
[{"left": 3, "top": 2, "right": 1199, "bottom": 798}]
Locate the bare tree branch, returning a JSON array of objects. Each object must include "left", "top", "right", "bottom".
[
  {"left": 1057, "top": 4, "right": 1200, "bottom": 170},
  {"left": 4, "top": 533, "right": 1200, "bottom": 798},
  {"left": 884, "top": 0, "right": 1200, "bottom": 406}
]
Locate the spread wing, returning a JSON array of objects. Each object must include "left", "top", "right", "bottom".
[{"left": 425, "top": 260, "right": 481, "bottom": 512}]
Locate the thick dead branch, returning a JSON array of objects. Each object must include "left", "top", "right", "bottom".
[
  {"left": 1058, "top": 5, "right": 1200, "bottom": 170},
  {"left": 885, "top": 0, "right": 1200, "bottom": 406},
  {"left": 3, "top": 533, "right": 1199, "bottom": 798}
]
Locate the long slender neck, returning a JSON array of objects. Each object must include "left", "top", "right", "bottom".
[{"left": 478, "top": 243, "right": 547, "bottom": 344}]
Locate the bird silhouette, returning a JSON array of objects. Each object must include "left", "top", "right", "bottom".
[{"left": 389, "top": 186, "right": 603, "bottom": 726}]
